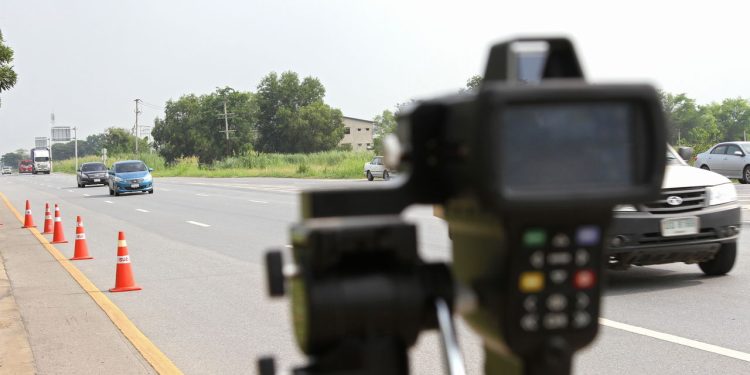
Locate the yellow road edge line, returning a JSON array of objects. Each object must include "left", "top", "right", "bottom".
[{"left": 0, "top": 192, "right": 183, "bottom": 375}]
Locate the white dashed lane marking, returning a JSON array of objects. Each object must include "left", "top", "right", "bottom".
[
  {"left": 249, "top": 200, "right": 268, "bottom": 204},
  {"left": 136, "top": 209, "right": 150, "bottom": 213},
  {"left": 83, "top": 194, "right": 91, "bottom": 197},
  {"left": 196, "top": 193, "right": 210, "bottom": 197},
  {"left": 104, "top": 200, "right": 113, "bottom": 204},
  {"left": 600, "top": 318, "right": 750, "bottom": 362},
  {"left": 186, "top": 220, "right": 210, "bottom": 227}
]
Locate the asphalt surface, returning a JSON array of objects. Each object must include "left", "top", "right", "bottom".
[{"left": 1, "top": 172, "right": 750, "bottom": 374}]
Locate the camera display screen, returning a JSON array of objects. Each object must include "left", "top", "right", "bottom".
[{"left": 500, "top": 102, "right": 633, "bottom": 193}]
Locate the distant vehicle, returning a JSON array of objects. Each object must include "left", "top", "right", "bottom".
[
  {"left": 77, "top": 162, "right": 108, "bottom": 187},
  {"left": 18, "top": 160, "right": 33, "bottom": 174},
  {"left": 608, "top": 146, "right": 740, "bottom": 276},
  {"left": 2, "top": 166, "right": 11, "bottom": 175},
  {"left": 694, "top": 141, "right": 750, "bottom": 183},
  {"left": 30, "top": 147, "right": 51, "bottom": 174},
  {"left": 107, "top": 160, "right": 154, "bottom": 196},
  {"left": 364, "top": 156, "right": 392, "bottom": 181}
]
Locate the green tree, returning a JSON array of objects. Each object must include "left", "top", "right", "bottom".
[
  {"left": 254, "top": 71, "right": 344, "bottom": 153},
  {"left": 372, "top": 109, "right": 397, "bottom": 154},
  {"left": 658, "top": 91, "right": 703, "bottom": 145},
  {"left": 0, "top": 30, "right": 18, "bottom": 107},
  {"left": 463, "top": 75, "right": 483, "bottom": 91},
  {"left": 152, "top": 87, "right": 256, "bottom": 163},
  {"left": 1, "top": 149, "right": 28, "bottom": 167},
  {"left": 709, "top": 98, "right": 750, "bottom": 142},
  {"left": 100, "top": 127, "right": 147, "bottom": 155}
]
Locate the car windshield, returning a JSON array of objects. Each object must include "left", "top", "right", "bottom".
[
  {"left": 115, "top": 162, "right": 147, "bottom": 173},
  {"left": 34, "top": 157, "right": 49, "bottom": 162},
  {"left": 82, "top": 164, "right": 106, "bottom": 172}
]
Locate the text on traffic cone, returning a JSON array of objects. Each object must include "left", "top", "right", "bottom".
[
  {"left": 109, "top": 231, "right": 141, "bottom": 292},
  {"left": 51, "top": 204, "right": 68, "bottom": 244},
  {"left": 22, "top": 200, "right": 36, "bottom": 228},
  {"left": 71, "top": 216, "right": 93, "bottom": 260},
  {"left": 42, "top": 203, "right": 54, "bottom": 234}
]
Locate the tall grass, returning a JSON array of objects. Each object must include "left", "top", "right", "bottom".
[{"left": 52, "top": 150, "right": 374, "bottom": 179}]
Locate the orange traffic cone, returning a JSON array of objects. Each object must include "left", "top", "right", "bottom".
[
  {"left": 110, "top": 232, "right": 141, "bottom": 292},
  {"left": 22, "top": 200, "right": 36, "bottom": 228},
  {"left": 70, "top": 216, "right": 93, "bottom": 260},
  {"left": 42, "top": 203, "right": 54, "bottom": 234},
  {"left": 51, "top": 204, "right": 68, "bottom": 244}
]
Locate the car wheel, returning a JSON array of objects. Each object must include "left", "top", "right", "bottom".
[
  {"left": 700, "top": 165, "right": 710, "bottom": 170},
  {"left": 366, "top": 171, "right": 374, "bottom": 181},
  {"left": 699, "top": 242, "right": 736, "bottom": 276},
  {"left": 383, "top": 170, "right": 390, "bottom": 181},
  {"left": 109, "top": 187, "right": 114, "bottom": 196},
  {"left": 741, "top": 165, "right": 750, "bottom": 184},
  {"left": 148, "top": 189, "right": 154, "bottom": 194}
]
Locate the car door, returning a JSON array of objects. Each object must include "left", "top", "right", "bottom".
[
  {"left": 371, "top": 157, "right": 384, "bottom": 177},
  {"left": 722, "top": 144, "right": 745, "bottom": 178},
  {"left": 705, "top": 144, "right": 728, "bottom": 175}
]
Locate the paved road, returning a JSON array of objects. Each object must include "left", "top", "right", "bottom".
[{"left": 1, "top": 172, "right": 749, "bottom": 374}]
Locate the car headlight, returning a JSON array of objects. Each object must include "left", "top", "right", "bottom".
[
  {"left": 706, "top": 183, "right": 737, "bottom": 206},
  {"left": 143, "top": 174, "right": 152, "bottom": 182},
  {"left": 114, "top": 176, "right": 123, "bottom": 182},
  {"left": 613, "top": 204, "right": 638, "bottom": 212}
]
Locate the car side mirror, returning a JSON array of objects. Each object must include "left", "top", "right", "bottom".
[
  {"left": 77, "top": 169, "right": 81, "bottom": 172},
  {"left": 734, "top": 150, "right": 743, "bottom": 156},
  {"left": 108, "top": 170, "right": 114, "bottom": 175},
  {"left": 678, "top": 147, "right": 694, "bottom": 161},
  {"left": 149, "top": 168, "right": 154, "bottom": 172}
]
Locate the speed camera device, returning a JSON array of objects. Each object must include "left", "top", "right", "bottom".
[{"left": 260, "top": 37, "right": 666, "bottom": 375}]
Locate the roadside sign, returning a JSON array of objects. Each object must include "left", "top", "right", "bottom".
[
  {"left": 51, "top": 127, "right": 71, "bottom": 142},
  {"left": 35, "top": 137, "right": 48, "bottom": 148}
]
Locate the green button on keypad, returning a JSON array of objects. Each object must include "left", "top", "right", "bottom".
[{"left": 523, "top": 229, "right": 547, "bottom": 248}]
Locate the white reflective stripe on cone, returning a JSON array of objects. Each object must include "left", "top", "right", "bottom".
[
  {"left": 25, "top": 210, "right": 31, "bottom": 214},
  {"left": 76, "top": 234, "right": 85, "bottom": 240},
  {"left": 55, "top": 217, "right": 61, "bottom": 222},
  {"left": 117, "top": 255, "right": 131, "bottom": 264},
  {"left": 118, "top": 240, "right": 127, "bottom": 247}
]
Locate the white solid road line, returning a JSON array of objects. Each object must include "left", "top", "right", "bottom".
[
  {"left": 249, "top": 200, "right": 268, "bottom": 204},
  {"left": 186, "top": 220, "right": 211, "bottom": 227},
  {"left": 136, "top": 209, "right": 150, "bottom": 213},
  {"left": 104, "top": 200, "right": 113, "bottom": 204},
  {"left": 600, "top": 318, "right": 750, "bottom": 362}
]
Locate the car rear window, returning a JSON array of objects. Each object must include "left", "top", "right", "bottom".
[
  {"left": 82, "top": 164, "right": 106, "bottom": 172},
  {"left": 115, "top": 162, "right": 147, "bottom": 173}
]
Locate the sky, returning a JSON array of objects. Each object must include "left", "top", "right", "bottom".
[{"left": 0, "top": 0, "right": 748, "bottom": 154}]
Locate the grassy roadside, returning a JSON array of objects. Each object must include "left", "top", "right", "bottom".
[{"left": 51, "top": 151, "right": 375, "bottom": 179}]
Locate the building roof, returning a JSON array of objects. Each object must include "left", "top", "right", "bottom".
[{"left": 343, "top": 115, "right": 374, "bottom": 124}]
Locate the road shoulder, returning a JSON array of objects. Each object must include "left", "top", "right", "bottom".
[{"left": 0, "top": 198, "right": 156, "bottom": 375}]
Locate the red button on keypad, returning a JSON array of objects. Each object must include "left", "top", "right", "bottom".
[{"left": 574, "top": 269, "right": 596, "bottom": 289}]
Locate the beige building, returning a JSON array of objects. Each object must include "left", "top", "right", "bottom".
[{"left": 340, "top": 116, "right": 374, "bottom": 151}]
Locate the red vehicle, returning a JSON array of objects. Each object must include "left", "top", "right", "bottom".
[{"left": 18, "top": 159, "right": 33, "bottom": 174}]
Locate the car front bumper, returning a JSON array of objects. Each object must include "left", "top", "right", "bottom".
[
  {"left": 606, "top": 202, "right": 741, "bottom": 267},
  {"left": 113, "top": 180, "right": 153, "bottom": 193},
  {"left": 80, "top": 175, "right": 108, "bottom": 184}
]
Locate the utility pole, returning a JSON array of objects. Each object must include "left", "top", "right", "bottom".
[
  {"left": 134, "top": 99, "right": 142, "bottom": 154},
  {"left": 217, "top": 98, "right": 235, "bottom": 155},
  {"left": 73, "top": 126, "right": 78, "bottom": 172}
]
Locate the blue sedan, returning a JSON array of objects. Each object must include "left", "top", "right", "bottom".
[{"left": 108, "top": 160, "right": 154, "bottom": 196}]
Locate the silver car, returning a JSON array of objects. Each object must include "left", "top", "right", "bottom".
[{"left": 694, "top": 141, "right": 750, "bottom": 183}]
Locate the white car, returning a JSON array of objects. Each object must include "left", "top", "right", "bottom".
[
  {"left": 694, "top": 141, "right": 750, "bottom": 183},
  {"left": 1, "top": 166, "right": 11, "bottom": 175},
  {"left": 363, "top": 156, "right": 391, "bottom": 181}
]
